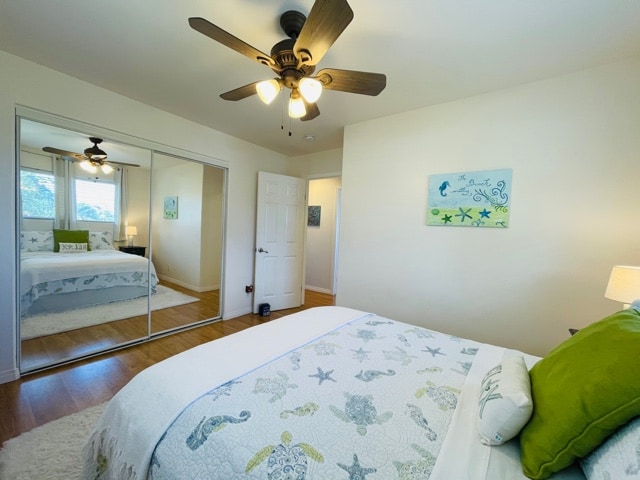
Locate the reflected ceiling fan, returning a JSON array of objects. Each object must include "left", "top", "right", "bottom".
[
  {"left": 43, "top": 137, "right": 139, "bottom": 174},
  {"left": 189, "top": 0, "right": 386, "bottom": 121}
]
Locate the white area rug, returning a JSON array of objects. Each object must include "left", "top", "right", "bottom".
[
  {"left": 0, "top": 402, "right": 106, "bottom": 480},
  {"left": 21, "top": 285, "right": 199, "bottom": 340}
]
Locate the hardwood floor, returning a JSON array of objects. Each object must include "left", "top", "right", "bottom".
[
  {"left": 20, "top": 280, "right": 220, "bottom": 372},
  {"left": 0, "top": 290, "right": 335, "bottom": 445}
]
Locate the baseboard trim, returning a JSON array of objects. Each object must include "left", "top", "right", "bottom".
[
  {"left": 305, "top": 285, "right": 333, "bottom": 295},
  {"left": 157, "top": 274, "right": 219, "bottom": 293},
  {"left": 0, "top": 367, "right": 20, "bottom": 384}
]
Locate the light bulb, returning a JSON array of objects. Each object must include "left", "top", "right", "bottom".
[
  {"left": 288, "top": 91, "right": 307, "bottom": 118},
  {"left": 299, "top": 77, "right": 322, "bottom": 103},
  {"left": 100, "top": 163, "right": 113, "bottom": 174},
  {"left": 80, "top": 161, "right": 97, "bottom": 174},
  {"left": 256, "top": 79, "right": 280, "bottom": 105}
]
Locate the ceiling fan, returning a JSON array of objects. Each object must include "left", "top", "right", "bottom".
[
  {"left": 188, "top": 0, "right": 386, "bottom": 121},
  {"left": 43, "top": 137, "right": 140, "bottom": 174}
]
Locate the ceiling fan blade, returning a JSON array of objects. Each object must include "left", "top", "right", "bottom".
[
  {"left": 294, "top": 0, "right": 353, "bottom": 66},
  {"left": 301, "top": 100, "right": 320, "bottom": 121},
  {"left": 189, "top": 17, "right": 275, "bottom": 69},
  {"left": 107, "top": 160, "right": 140, "bottom": 168},
  {"left": 316, "top": 68, "right": 386, "bottom": 96},
  {"left": 42, "top": 146, "right": 85, "bottom": 161},
  {"left": 220, "top": 81, "right": 260, "bottom": 101}
]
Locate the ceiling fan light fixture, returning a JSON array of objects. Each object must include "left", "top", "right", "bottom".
[
  {"left": 80, "top": 160, "right": 98, "bottom": 174},
  {"left": 100, "top": 163, "right": 114, "bottom": 174},
  {"left": 288, "top": 90, "right": 306, "bottom": 118},
  {"left": 256, "top": 79, "right": 280, "bottom": 105},
  {"left": 299, "top": 77, "right": 322, "bottom": 103}
]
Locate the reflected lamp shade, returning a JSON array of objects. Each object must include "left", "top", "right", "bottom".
[
  {"left": 605, "top": 265, "right": 640, "bottom": 308},
  {"left": 125, "top": 225, "right": 138, "bottom": 247}
]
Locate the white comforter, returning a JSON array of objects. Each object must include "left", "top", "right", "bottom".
[{"left": 82, "top": 306, "right": 585, "bottom": 480}]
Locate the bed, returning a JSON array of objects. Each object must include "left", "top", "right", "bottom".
[
  {"left": 81, "top": 306, "right": 640, "bottom": 480},
  {"left": 20, "top": 230, "right": 158, "bottom": 315}
]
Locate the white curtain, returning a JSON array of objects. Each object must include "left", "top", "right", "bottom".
[
  {"left": 53, "top": 157, "right": 77, "bottom": 229},
  {"left": 114, "top": 167, "right": 128, "bottom": 242}
]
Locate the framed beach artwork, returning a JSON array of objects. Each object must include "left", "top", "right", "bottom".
[
  {"left": 426, "top": 168, "right": 512, "bottom": 228},
  {"left": 163, "top": 196, "right": 178, "bottom": 219}
]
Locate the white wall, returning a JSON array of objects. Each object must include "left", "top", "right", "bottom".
[
  {"left": 305, "top": 177, "right": 341, "bottom": 293},
  {"left": 337, "top": 58, "right": 640, "bottom": 357},
  {"left": 0, "top": 51, "right": 289, "bottom": 382}
]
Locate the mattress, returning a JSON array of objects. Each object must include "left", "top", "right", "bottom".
[{"left": 82, "top": 306, "right": 585, "bottom": 479}]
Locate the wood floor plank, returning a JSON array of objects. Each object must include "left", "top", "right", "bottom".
[{"left": 0, "top": 290, "right": 334, "bottom": 444}]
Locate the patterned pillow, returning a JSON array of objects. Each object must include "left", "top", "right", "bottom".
[
  {"left": 21, "top": 231, "right": 54, "bottom": 252},
  {"left": 477, "top": 355, "right": 533, "bottom": 445},
  {"left": 58, "top": 242, "right": 88, "bottom": 253},
  {"left": 89, "top": 231, "right": 114, "bottom": 250},
  {"left": 580, "top": 417, "right": 640, "bottom": 479}
]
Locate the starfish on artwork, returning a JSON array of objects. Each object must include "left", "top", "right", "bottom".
[
  {"left": 479, "top": 208, "right": 491, "bottom": 218},
  {"left": 422, "top": 346, "right": 445, "bottom": 358},
  {"left": 351, "top": 347, "right": 371, "bottom": 362},
  {"left": 337, "top": 453, "right": 377, "bottom": 479},
  {"left": 308, "top": 367, "right": 336, "bottom": 385},
  {"left": 455, "top": 207, "right": 473, "bottom": 222},
  {"left": 442, "top": 214, "right": 452, "bottom": 224}
]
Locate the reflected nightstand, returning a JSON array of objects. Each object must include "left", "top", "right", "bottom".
[{"left": 119, "top": 246, "right": 146, "bottom": 257}]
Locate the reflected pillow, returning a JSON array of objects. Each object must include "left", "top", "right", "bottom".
[
  {"left": 53, "top": 229, "right": 90, "bottom": 252},
  {"left": 580, "top": 416, "right": 640, "bottom": 479},
  {"left": 89, "top": 231, "right": 114, "bottom": 250},
  {"left": 477, "top": 355, "right": 533, "bottom": 445},
  {"left": 58, "top": 242, "right": 88, "bottom": 253},
  {"left": 520, "top": 308, "right": 640, "bottom": 479},
  {"left": 21, "top": 231, "right": 54, "bottom": 252}
]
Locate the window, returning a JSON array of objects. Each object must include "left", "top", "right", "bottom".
[
  {"left": 20, "top": 169, "right": 55, "bottom": 219},
  {"left": 75, "top": 178, "right": 116, "bottom": 222}
]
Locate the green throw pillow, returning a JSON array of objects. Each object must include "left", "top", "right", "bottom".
[
  {"left": 520, "top": 308, "right": 640, "bottom": 479},
  {"left": 53, "top": 229, "right": 90, "bottom": 252}
]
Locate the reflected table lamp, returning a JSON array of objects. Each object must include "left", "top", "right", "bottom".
[
  {"left": 604, "top": 265, "right": 640, "bottom": 309},
  {"left": 125, "top": 226, "right": 138, "bottom": 247}
]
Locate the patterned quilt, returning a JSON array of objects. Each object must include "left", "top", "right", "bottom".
[{"left": 148, "top": 314, "right": 482, "bottom": 479}]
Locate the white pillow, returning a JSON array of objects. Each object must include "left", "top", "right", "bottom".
[
  {"left": 21, "top": 230, "right": 54, "bottom": 252},
  {"left": 89, "top": 231, "right": 114, "bottom": 250},
  {"left": 580, "top": 416, "right": 640, "bottom": 479},
  {"left": 477, "top": 355, "right": 533, "bottom": 445},
  {"left": 58, "top": 242, "right": 88, "bottom": 253}
]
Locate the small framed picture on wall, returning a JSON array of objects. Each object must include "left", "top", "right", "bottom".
[
  {"left": 308, "top": 205, "right": 321, "bottom": 227},
  {"left": 164, "top": 196, "right": 178, "bottom": 219}
]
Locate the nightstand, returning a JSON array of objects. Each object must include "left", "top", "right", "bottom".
[{"left": 119, "top": 246, "right": 146, "bottom": 257}]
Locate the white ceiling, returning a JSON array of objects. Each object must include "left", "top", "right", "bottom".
[{"left": 2, "top": 0, "right": 640, "bottom": 157}]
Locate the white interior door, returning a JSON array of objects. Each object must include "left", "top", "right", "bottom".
[{"left": 254, "top": 171, "right": 306, "bottom": 312}]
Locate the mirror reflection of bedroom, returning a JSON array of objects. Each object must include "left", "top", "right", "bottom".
[{"left": 18, "top": 117, "right": 225, "bottom": 373}]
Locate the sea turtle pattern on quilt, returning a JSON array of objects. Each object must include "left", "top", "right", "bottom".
[{"left": 148, "top": 314, "right": 481, "bottom": 479}]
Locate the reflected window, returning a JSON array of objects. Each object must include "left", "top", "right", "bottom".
[
  {"left": 75, "top": 178, "right": 116, "bottom": 222},
  {"left": 20, "top": 169, "right": 55, "bottom": 219}
]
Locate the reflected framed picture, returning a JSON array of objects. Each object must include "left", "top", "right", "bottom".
[
  {"left": 308, "top": 205, "right": 321, "bottom": 227},
  {"left": 164, "top": 196, "right": 178, "bottom": 219}
]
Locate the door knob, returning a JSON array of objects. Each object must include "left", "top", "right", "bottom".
[{"left": 257, "top": 247, "right": 269, "bottom": 253}]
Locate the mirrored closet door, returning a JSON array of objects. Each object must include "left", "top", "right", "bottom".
[{"left": 17, "top": 113, "right": 225, "bottom": 373}]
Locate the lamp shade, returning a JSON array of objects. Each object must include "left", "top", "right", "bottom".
[
  {"left": 288, "top": 90, "right": 306, "bottom": 118},
  {"left": 604, "top": 265, "right": 640, "bottom": 303},
  {"left": 125, "top": 226, "right": 138, "bottom": 236},
  {"left": 299, "top": 77, "right": 322, "bottom": 103},
  {"left": 256, "top": 79, "right": 280, "bottom": 105}
]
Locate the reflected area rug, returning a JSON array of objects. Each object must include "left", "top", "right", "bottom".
[
  {"left": 21, "top": 285, "right": 199, "bottom": 339},
  {"left": 0, "top": 403, "right": 106, "bottom": 480}
]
